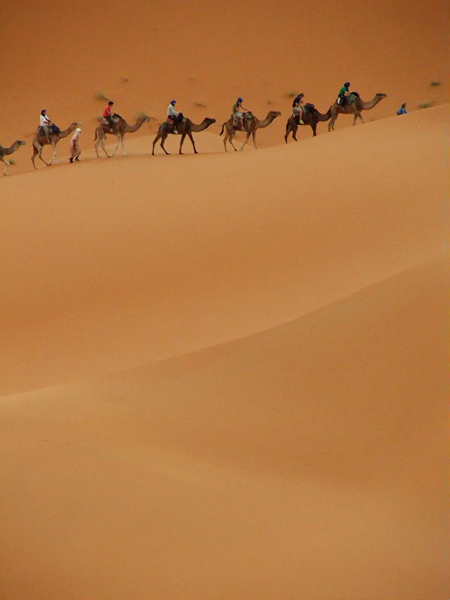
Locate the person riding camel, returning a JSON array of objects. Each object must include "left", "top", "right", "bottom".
[
  {"left": 292, "top": 93, "right": 305, "bottom": 125},
  {"left": 166, "top": 100, "right": 183, "bottom": 133},
  {"left": 232, "top": 97, "right": 250, "bottom": 130},
  {"left": 338, "top": 82, "right": 351, "bottom": 106},
  {"left": 103, "top": 101, "right": 115, "bottom": 132},
  {"left": 39, "top": 110, "right": 60, "bottom": 143}
]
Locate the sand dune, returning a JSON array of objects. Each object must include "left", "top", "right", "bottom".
[
  {"left": 1, "top": 106, "right": 448, "bottom": 394},
  {"left": 1, "top": 1, "right": 449, "bottom": 598},
  {"left": 1, "top": 254, "right": 448, "bottom": 600},
  {"left": 1, "top": 103, "right": 449, "bottom": 599}
]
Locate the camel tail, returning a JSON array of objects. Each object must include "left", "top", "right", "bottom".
[{"left": 219, "top": 123, "right": 225, "bottom": 136}]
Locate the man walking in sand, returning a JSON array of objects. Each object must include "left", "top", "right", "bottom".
[{"left": 69, "top": 127, "right": 82, "bottom": 163}]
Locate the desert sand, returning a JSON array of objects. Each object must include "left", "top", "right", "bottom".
[{"left": 1, "top": 1, "right": 449, "bottom": 599}]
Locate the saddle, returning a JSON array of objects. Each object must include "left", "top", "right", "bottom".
[
  {"left": 338, "top": 93, "right": 359, "bottom": 107},
  {"left": 38, "top": 125, "right": 60, "bottom": 138},
  {"left": 164, "top": 116, "right": 185, "bottom": 134},
  {"left": 233, "top": 112, "right": 253, "bottom": 131},
  {"left": 101, "top": 114, "right": 121, "bottom": 127}
]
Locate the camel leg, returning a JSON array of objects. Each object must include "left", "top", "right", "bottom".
[
  {"left": 111, "top": 134, "right": 120, "bottom": 157},
  {"left": 2, "top": 157, "right": 10, "bottom": 175},
  {"left": 98, "top": 133, "right": 110, "bottom": 158},
  {"left": 31, "top": 144, "right": 39, "bottom": 169},
  {"left": 228, "top": 131, "right": 239, "bottom": 152},
  {"left": 241, "top": 131, "right": 251, "bottom": 150},
  {"left": 152, "top": 132, "right": 161, "bottom": 156},
  {"left": 252, "top": 131, "right": 258, "bottom": 150},
  {"left": 39, "top": 146, "right": 50, "bottom": 165},
  {"left": 48, "top": 142, "right": 57, "bottom": 165},
  {"left": 121, "top": 135, "right": 128, "bottom": 157},
  {"left": 101, "top": 137, "right": 110, "bottom": 158},
  {"left": 160, "top": 133, "right": 170, "bottom": 155},
  {"left": 311, "top": 123, "right": 317, "bottom": 137},
  {"left": 37, "top": 142, "right": 50, "bottom": 166},
  {"left": 223, "top": 131, "right": 229, "bottom": 151},
  {"left": 179, "top": 133, "right": 186, "bottom": 154},
  {"left": 187, "top": 132, "right": 198, "bottom": 154}
]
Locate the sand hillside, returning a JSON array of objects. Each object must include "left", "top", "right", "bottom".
[{"left": 1, "top": 1, "right": 449, "bottom": 599}]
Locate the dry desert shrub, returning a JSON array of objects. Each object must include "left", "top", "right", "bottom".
[
  {"left": 418, "top": 101, "right": 435, "bottom": 109},
  {"left": 94, "top": 92, "right": 109, "bottom": 102}
]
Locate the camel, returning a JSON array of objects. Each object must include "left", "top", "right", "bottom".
[
  {"left": 94, "top": 114, "right": 150, "bottom": 158},
  {"left": 328, "top": 93, "right": 387, "bottom": 131},
  {"left": 152, "top": 117, "right": 216, "bottom": 155},
  {"left": 220, "top": 111, "right": 281, "bottom": 151},
  {"left": 0, "top": 140, "right": 26, "bottom": 175},
  {"left": 31, "top": 123, "right": 80, "bottom": 169},
  {"left": 284, "top": 106, "right": 332, "bottom": 142}
]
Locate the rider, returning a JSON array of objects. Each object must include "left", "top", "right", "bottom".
[
  {"left": 396, "top": 102, "right": 407, "bottom": 115},
  {"left": 338, "top": 82, "right": 351, "bottom": 106},
  {"left": 103, "top": 101, "right": 115, "bottom": 132},
  {"left": 166, "top": 99, "right": 182, "bottom": 133},
  {"left": 292, "top": 93, "right": 305, "bottom": 125},
  {"left": 232, "top": 97, "right": 250, "bottom": 129},
  {"left": 39, "top": 109, "right": 59, "bottom": 142}
]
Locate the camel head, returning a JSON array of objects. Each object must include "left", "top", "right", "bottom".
[
  {"left": 16, "top": 140, "right": 26, "bottom": 147},
  {"left": 268, "top": 111, "right": 281, "bottom": 118},
  {"left": 376, "top": 94, "right": 387, "bottom": 100},
  {"left": 205, "top": 118, "right": 216, "bottom": 125}
]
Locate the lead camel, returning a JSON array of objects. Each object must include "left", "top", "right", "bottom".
[{"left": 328, "top": 93, "right": 387, "bottom": 131}]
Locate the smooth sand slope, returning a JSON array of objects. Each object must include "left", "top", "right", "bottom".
[{"left": 1, "top": 102, "right": 449, "bottom": 599}]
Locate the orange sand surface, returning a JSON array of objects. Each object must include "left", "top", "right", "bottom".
[{"left": 1, "top": 1, "right": 449, "bottom": 599}]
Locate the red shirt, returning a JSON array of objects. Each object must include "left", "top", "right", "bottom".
[{"left": 103, "top": 105, "right": 112, "bottom": 118}]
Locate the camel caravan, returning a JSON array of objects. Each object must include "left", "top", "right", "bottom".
[{"left": 1, "top": 85, "right": 387, "bottom": 174}]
